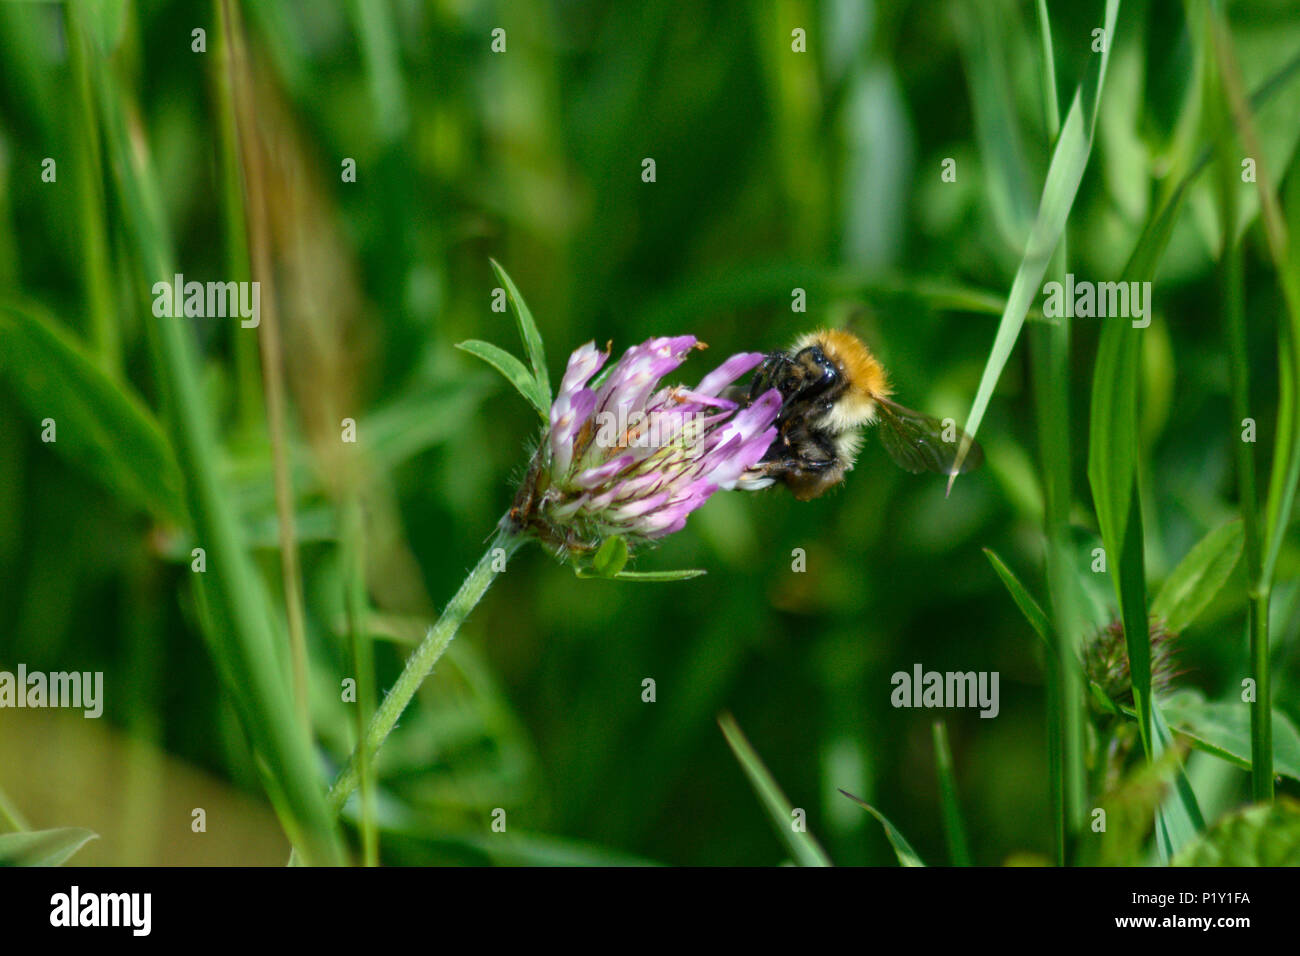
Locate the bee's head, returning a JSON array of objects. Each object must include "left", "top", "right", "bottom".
[
  {"left": 791, "top": 344, "right": 841, "bottom": 397},
  {"left": 791, "top": 329, "right": 891, "bottom": 432}
]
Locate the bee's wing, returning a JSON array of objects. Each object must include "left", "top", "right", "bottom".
[{"left": 874, "top": 397, "right": 983, "bottom": 475}]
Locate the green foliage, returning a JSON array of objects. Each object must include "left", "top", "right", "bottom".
[
  {"left": 1076, "top": 747, "right": 1184, "bottom": 867},
  {"left": 1173, "top": 798, "right": 1300, "bottom": 866},
  {"left": 932, "top": 722, "right": 972, "bottom": 866},
  {"left": 456, "top": 340, "right": 550, "bottom": 419},
  {"left": 591, "top": 535, "right": 630, "bottom": 578},
  {"left": 1150, "top": 699, "right": 1205, "bottom": 860},
  {"left": 838, "top": 790, "right": 925, "bottom": 867},
  {"left": 0, "top": 827, "right": 98, "bottom": 866},
  {"left": 1162, "top": 691, "right": 1300, "bottom": 781},
  {"left": 1, "top": 0, "right": 1298, "bottom": 868},
  {"left": 1150, "top": 522, "right": 1244, "bottom": 634},
  {"left": 0, "top": 301, "right": 183, "bottom": 523},
  {"left": 955, "top": 0, "right": 1120, "bottom": 476},
  {"left": 490, "top": 259, "right": 552, "bottom": 407},
  {"left": 983, "top": 549, "right": 1051, "bottom": 648},
  {"left": 720, "top": 714, "right": 831, "bottom": 867}
]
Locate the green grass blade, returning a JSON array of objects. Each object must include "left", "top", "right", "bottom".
[
  {"left": 1087, "top": 108, "right": 1152, "bottom": 759},
  {"left": 455, "top": 340, "right": 549, "bottom": 419},
  {"left": 0, "top": 827, "right": 98, "bottom": 866},
  {"left": 838, "top": 789, "right": 925, "bottom": 866},
  {"left": 0, "top": 784, "right": 28, "bottom": 833},
  {"left": 1208, "top": 8, "right": 1300, "bottom": 803},
  {"left": 1151, "top": 699, "right": 1206, "bottom": 861},
  {"left": 1024, "top": 1, "right": 1082, "bottom": 864},
  {"left": 1212, "top": 27, "right": 1300, "bottom": 598},
  {"left": 1034, "top": 0, "right": 1061, "bottom": 138},
  {"left": 1208, "top": 17, "right": 1271, "bottom": 812},
  {"left": 1110, "top": 47, "right": 1300, "bottom": 297},
  {"left": 983, "top": 548, "right": 1051, "bottom": 648},
  {"left": 1150, "top": 520, "right": 1244, "bottom": 633},
  {"left": 1120, "top": 494, "right": 1152, "bottom": 755},
  {"left": 951, "top": 0, "right": 1121, "bottom": 486},
  {"left": 345, "top": 0, "right": 409, "bottom": 145},
  {"left": 0, "top": 300, "right": 184, "bottom": 523},
  {"left": 490, "top": 259, "right": 552, "bottom": 405},
  {"left": 1091, "top": 270, "right": 1158, "bottom": 800},
  {"left": 212, "top": 0, "right": 261, "bottom": 432},
  {"left": 718, "top": 713, "right": 831, "bottom": 866},
  {"left": 92, "top": 42, "right": 344, "bottom": 865},
  {"left": 954, "top": 0, "right": 1035, "bottom": 250},
  {"left": 64, "top": 5, "right": 118, "bottom": 375},
  {"left": 1086, "top": 324, "right": 1140, "bottom": 563},
  {"left": 932, "top": 722, "right": 972, "bottom": 866}
]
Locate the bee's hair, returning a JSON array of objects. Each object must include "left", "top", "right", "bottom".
[{"left": 793, "top": 328, "right": 891, "bottom": 433}]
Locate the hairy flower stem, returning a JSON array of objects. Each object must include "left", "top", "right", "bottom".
[{"left": 327, "top": 525, "right": 524, "bottom": 814}]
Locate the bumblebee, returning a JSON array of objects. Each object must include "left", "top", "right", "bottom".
[{"left": 736, "top": 329, "right": 982, "bottom": 500}]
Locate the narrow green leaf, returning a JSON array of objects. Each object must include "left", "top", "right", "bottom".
[
  {"left": 1206, "top": 2, "right": 1296, "bottom": 805},
  {"left": 1088, "top": 328, "right": 1142, "bottom": 577},
  {"left": 952, "top": 0, "right": 1121, "bottom": 484},
  {"left": 1161, "top": 692, "right": 1300, "bottom": 781},
  {"left": 455, "top": 340, "right": 548, "bottom": 419},
  {"left": 932, "top": 722, "right": 972, "bottom": 866},
  {"left": 1150, "top": 521, "right": 1244, "bottom": 633},
  {"left": 719, "top": 713, "right": 831, "bottom": 866},
  {"left": 345, "top": 0, "right": 409, "bottom": 144},
  {"left": 0, "top": 300, "right": 184, "bottom": 524},
  {"left": 1210, "top": 15, "right": 1300, "bottom": 597},
  {"left": 983, "top": 548, "right": 1052, "bottom": 648},
  {"left": 954, "top": 0, "right": 1035, "bottom": 250},
  {"left": 611, "top": 568, "right": 705, "bottom": 582},
  {"left": 1151, "top": 699, "right": 1205, "bottom": 862},
  {"left": 70, "top": 0, "right": 126, "bottom": 54},
  {"left": 838, "top": 789, "right": 924, "bottom": 867},
  {"left": 1118, "top": 494, "right": 1153, "bottom": 756},
  {"left": 1034, "top": 0, "right": 1061, "bottom": 138},
  {"left": 1172, "top": 798, "right": 1300, "bottom": 866},
  {"left": 489, "top": 259, "right": 551, "bottom": 405},
  {"left": 1107, "top": 47, "right": 1300, "bottom": 326},
  {"left": 95, "top": 48, "right": 343, "bottom": 864},
  {"left": 0, "top": 827, "right": 98, "bottom": 866},
  {"left": 575, "top": 567, "right": 706, "bottom": 582}
]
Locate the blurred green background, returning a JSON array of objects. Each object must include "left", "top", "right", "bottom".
[{"left": 0, "top": 0, "right": 1298, "bottom": 865}]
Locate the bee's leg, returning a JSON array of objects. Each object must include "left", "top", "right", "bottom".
[
  {"left": 747, "top": 352, "right": 789, "bottom": 405},
  {"left": 763, "top": 426, "right": 839, "bottom": 479},
  {"left": 780, "top": 454, "right": 846, "bottom": 501}
]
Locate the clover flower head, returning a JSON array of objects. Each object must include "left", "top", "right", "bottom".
[
  {"left": 1084, "top": 616, "right": 1180, "bottom": 710},
  {"left": 508, "top": 335, "right": 781, "bottom": 551}
]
